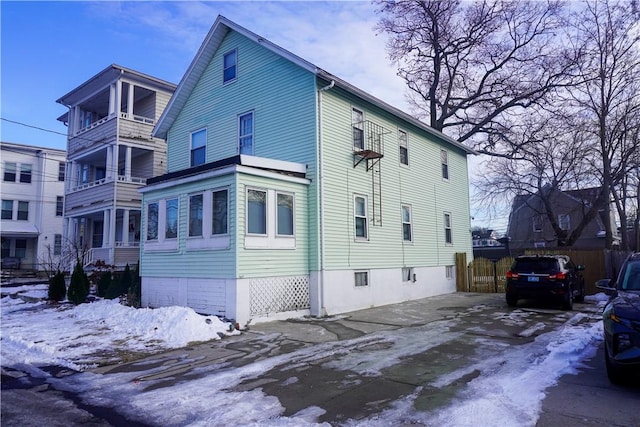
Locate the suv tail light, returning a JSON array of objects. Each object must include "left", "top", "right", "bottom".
[
  {"left": 506, "top": 271, "right": 519, "bottom": 279},
  {"left": 548, "top": 272, "right": 566, "bottom": 280}
]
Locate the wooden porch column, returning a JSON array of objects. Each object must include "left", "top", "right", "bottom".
[
  {"left": 127, "top": 83, "right": 134, "bottom": 117},
  {"left": 122, "top": 209, "right": 130, "bottom": 246},
  {"left": 108, "top": 83, "right": 116, "bottom": 116},
  {"left": 125, "top": 146, "right": 132, "bottom": 180},
  {"left": 103, "top": 209, "right": 111, "bottom": 248}
]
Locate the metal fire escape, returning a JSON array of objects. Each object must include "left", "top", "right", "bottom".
[{"left": 353, "top": 120, "right": 387, "bottom": 226}]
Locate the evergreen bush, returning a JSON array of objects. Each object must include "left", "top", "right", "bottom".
[
  {"left": 48, "top": 270, "right": 66, "bottom": 302},
  {"left": 106, "top": 264, "right": 131, "bottom": 300},
  {"left": 97, "top": 271, "right": 112, "bottom": 298},
  {"left": 68, "top": 262, "right": 90, "bottom": 305},
  {"left": 127, "top": 262, "right": 141, "bottom": 308}
]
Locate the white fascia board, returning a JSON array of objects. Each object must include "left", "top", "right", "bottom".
[
  {"left": 235, "top": 165, "right": 310, "bottom": 185},
  {"left": 140, "top": 165, "right": 237, "bottom": 194},
  {"left": 140, "top": 164, "right": 310, "bottom": 195},
  {"left": 239, "top": 154, "right": 307, "bottom": 175}
]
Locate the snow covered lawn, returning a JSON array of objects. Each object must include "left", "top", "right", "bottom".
[
  {"left": 1, "top": 285, "right": 609, "bottom": 426},
  {"left": 1, "top": 284, "right": 239, "bottom": 371}
]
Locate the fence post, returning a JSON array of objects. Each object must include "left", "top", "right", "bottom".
[
  {"left": 493, "top": 260, "right": 499, "bottom": 293},
  {"left": 455, "top": 253, "right": 468, "bottom": 292}
]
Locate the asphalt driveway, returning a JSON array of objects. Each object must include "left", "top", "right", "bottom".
[{"left": 2, "top": 292, "right": 639, "bottom": 426}]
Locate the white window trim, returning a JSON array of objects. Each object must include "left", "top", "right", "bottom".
[
  {"left": 145, "top": 199, "right": 179, "bottom": 252},
  {"left": 402, "top": 267, "right": 414, "bottom": 282},
  {"left": 211, "top": 188, "right": 229, "bottom": 237},
  {"left": 238, "top": 111, "right": 254, "bottom": 155},
  {"left": 352, "top": 107, "right": 365, "bottom": 151},
  {"left": 398, "top": 129, "right": 409, "bottom": 166},
  {"left": 190, "top": 128, "right": 207, "bottom": 167},
  {"left": 223, "top": 49, "right": 238, "bottom": 84},
  {"left": 188, "top": 192, "right": 205, "bottom": 238},
  {"left": 187, "top": 188, "right": 230, "bottom": 251},
  {"left": 441, "top": 149, "right": 449, "bottom": 181},
  {"left": 275, "top": 191, "right": 295, "bottom": 238},
  {"left": 354, "top": 270, "right": 370, "bottom": 287},
  {"left": 245, "top": 187, "right": 296, "bottom": 250},
  {"left": 444, "top": 212, "right": 453, "bottom": 245},
  {"left": 558, "top": 213, "right": 570, "bottom": 231},
  {"left": 354, "top": 194, "right": 369, "bottom": 241},
  {"left": 401, "top": 204, "right": 413, "bottom": 243}
]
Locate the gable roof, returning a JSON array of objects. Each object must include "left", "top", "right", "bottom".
[{"left": 153, "top": 15, "right": 475, "bottom": 155}]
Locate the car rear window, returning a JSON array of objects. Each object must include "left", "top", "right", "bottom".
[{"left": 512, "top": 258, "right": 558, "bottom": 273}]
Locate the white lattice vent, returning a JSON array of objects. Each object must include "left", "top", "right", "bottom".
[{"left": 250, "top": 275, "right": 310, "bottom": 316}]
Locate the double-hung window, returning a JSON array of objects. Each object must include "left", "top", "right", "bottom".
[
  {"left": 165, "top": 198, "right": 178, "bottom": 239},
  {"left": 277, "top": 193, "right": 294, "bottom": 236},
  {"left": 17, "top": 201, "right": 28, "bottom": 221},
  {"left": 190, "top": 129, "right": 207, "bottom": 167},
  {"left": 247, "top": 189, "right": 267, "bottom": 235},
  {"left": 401, "top": 205, "right": 412, "bottom": 242},
  {"left": 558, "top": 214, "right": 570, "bottom": 231},
  {"left": 533, "top": 216, "right": 543, "bottom": 232},
  {"left": 189, "top": 194, "right": 204, "bottom": 237},
  {"left": 56, "top": 196, "right": 64, "bottom": 216},
  {"left": 212, "top": 189, "right": 228, "bottom": 235},
  {"left": 238, "top": 112, "right": 254, "bottom": 155},
  {"left": 1, "top": 200, "right": 12, "bottom": 219},
  {"left": 352, "top": 108, "right": 364, "bottom": 150},
  {"left": 58, "top": 162, "right": 66, "bottom": 181},
  {"left": 223, "top": 49, "right": 237, "bottom": 83},
  {"left": 146, "top": 202, "right": 159, "bottom": 241},
  {"left": 444, "top": 212, "right": 453, "bottom": 244},
  {"left": 3, "top": 162, "right": 16, "bottom": 182},
  {"left": 441, "top": 150, "right": 449, "bottom": 180},
  {"left": 54, "top": 234, "right": 62, "bottom": 256},
  {"left": 399, "top": 130, "right": 409, "bottom": 165},
  {"left": 19, "top": 164, "right": 32, "bottom": 183},
  {"left": 354, "top": 195, "right": 368, "bottom": 239}
]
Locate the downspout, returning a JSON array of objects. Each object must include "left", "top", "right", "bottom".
[{"left": 316, "top": 79, "right": 334, "bottom": 317}]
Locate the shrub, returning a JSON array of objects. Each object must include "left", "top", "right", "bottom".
[
  {"left": 68, "top": 262, "right": 90, "bottom": 305},
  {"left": 48, "top": 270, "right": 66, "bottom": 302},
  {"left": 106, "top": 264, "right": 131, "bottom": 300},
  {"left": 97, "top": 271, "right": 112, "bottom": 298},
  {"left": 127, "top": 262, "right": 141, "bottom": 308}
]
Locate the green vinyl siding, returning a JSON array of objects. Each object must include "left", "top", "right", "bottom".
[
  {"left": 236, "top": 173, "right": 310, "bottom": 278},
  {"left": 318, "top": 85, "right": 472, "bottom": 270},
  {"left": 140, "top": 174, "right": 237, "bottom": 278},
  {"left": 166, "top": 30, "right": 317, "bottom": 171}
]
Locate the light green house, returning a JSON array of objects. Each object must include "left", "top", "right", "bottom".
[{"left": 141, "top": 16, "right": 475, "bottom": 327}]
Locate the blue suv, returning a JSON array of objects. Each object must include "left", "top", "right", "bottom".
[{"left": 597, "top": 253, "right": 640, "bottom": 384}]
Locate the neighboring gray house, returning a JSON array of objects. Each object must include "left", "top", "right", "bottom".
[
  {"left": 507, "top": 186, "right": 617, "bottom": 251},
  {"left": 56, "top": 65, "right": 176, "bottom": 268}
]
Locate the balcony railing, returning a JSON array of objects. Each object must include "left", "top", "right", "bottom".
[
  {"left": 119, "top": 112, "right": 155, "bottom": 125},
  {"left": 69, "top": 176, "right": 147, "bottom": 193}
]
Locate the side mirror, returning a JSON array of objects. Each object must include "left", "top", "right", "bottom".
[
  {"left": 576, "top": 265, "right": 585, "bottom": 271},
  {"left": 596, "top": 278, "right": 616, "bottom": 295}
]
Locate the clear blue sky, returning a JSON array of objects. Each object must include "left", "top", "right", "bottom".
[{"left": 0, "top": 1, "right": 505, "bottom": 231}]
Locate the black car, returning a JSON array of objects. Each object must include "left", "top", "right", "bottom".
[
  {"left": 596, "top": 252, "right": 640, "bottom": 384},
  {"left": 505, "top": 255, "right": 585, "bottom": 310}
]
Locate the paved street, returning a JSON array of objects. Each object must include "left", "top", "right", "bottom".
[{"left": 2, "top": 292, "right": 639, "bottom": 426}]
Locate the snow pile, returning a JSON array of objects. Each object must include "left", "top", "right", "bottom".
[{"left": 1, "top": 291, "right": 238, "bottom": 370}]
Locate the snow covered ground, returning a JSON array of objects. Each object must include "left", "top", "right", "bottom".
[{"left": 1, "top": 284, "right": 608, "bottom": 426}]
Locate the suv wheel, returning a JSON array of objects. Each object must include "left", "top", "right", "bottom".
[
  {"left": 562, "top": 290, "right": 573, "bottom": 310},
  {"left": 506, "top": 294, "right": 518, "bottom": 307}
]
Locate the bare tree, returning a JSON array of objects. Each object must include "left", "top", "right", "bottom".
[
  {"left": 477, "top": 109, "right": 605, "bottom": 246},
  {"left": 375, "top": 0, "right": 576, "bottom": 155},
  {"left": 565, "top": 0, "right": 640, "bottom": 248}
]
